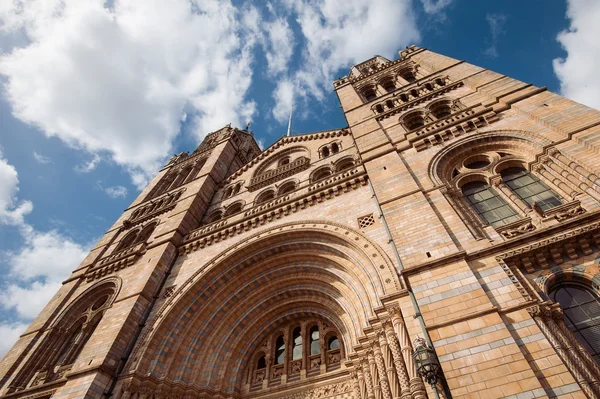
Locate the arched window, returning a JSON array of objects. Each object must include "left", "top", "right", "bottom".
[
  {"left": 278, "top": 181, "right": 297, "bottom": 196},
  {"left": 328, "top": 336, "right": 340, "bottom": 350},
  {"left": 501, "top": 167, "right": 562, "bottom": 211},
  {"left": 550, "top": 283, "right": 600, "bottom": 364},
  {"left": 206, "top": 210, "right": 223, "bottom": 224},
  {"left": 257, "top": 355, "right": 266, "bottom": 369},
  {"left": 331, "top": 143, "right": 339, "bottom": 154},
  {"left": 336, "top": 158, "right": 355, "bottom": 172},
  {"left": 274, "top": 335, "right": 285, "bottom": 365},
  {"left": 402, "top": 111, "right": 425, "bottom": 131},
  {"left": 225, "top": 202, "right": 244, "bottom": 216},
  {"left": 462, "top": 181, "right": 519, "bottom": 227},
  {"left": 309, "top": 325, "right": 320, "bottom": 355},
  {"left": 256, "top": 190, "right": 276, "bottom": 205},
  {"left": 312, "top": 168, "right": 332, "bottom": 182},
  {"left": 399, "top": 69, "right": 416, "bottom": 83},
  {"left": 224, "top": 186, "right": 234, "bottom": 198},
  {"left": 430, "top": 100, "right": 453, "bottom": 119},
  {"left": 135, "top": 222, "right": 157, "bottom": 245},
  {"left": 322, "top": 146, "right": 330, "bottom": 158},
  {"left": 115, "top": 230, "right": 139, "bottom": 252},
  {"left": 278, "top": 157, "right": 290, "bottom": 167},
  {"left": 380, "top": 78, "right": 396, "bottom": 92},
  {"left": 361, "top": 86, "right": 377, "bottom": 102},
  {"left": 292, "top": 327, "right": 302, "bottom": 360}
]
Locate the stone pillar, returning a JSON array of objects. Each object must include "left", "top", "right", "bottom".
[
  {"left": 351, "top": 370, "right": 363, "bottom": 399},
  {"left": 378, "top": 330, "right": 400, "bottom": 399},
  {"left": 529, "top": 305, "right": 600, "bottom": 398},
  {"left": 367, "top": 349, "right": 381, "bottom": 399},
  {"left": 490, "top": 175, "right": 530, "bottom": 215},
  {"left": 388, "top": 306, "right": 426, "bottom": 399},
  {"left": 362, "top": 358, "right": 376, "bottom": 399},
  {"left": 384, "top": 321, "right": 411, "bottom": 399},
  {"left": 372, "top": 339, "right": 393, "bottom": 399}
]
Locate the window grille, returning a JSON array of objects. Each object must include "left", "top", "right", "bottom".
[{"left": 358, "top": 214, "right": 376, "bottom": 229}]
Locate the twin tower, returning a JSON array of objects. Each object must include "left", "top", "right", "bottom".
[{"left": 2, "top": 46, "right": 600, "bottom": 399}]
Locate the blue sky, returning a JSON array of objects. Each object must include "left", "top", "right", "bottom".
[{"left": 0, "top": 0, "right": 598, "bottom": 356}]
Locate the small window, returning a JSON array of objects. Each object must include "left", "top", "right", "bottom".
[
  {"left": 275, "top": 335, "right": 285, "bottom": 365},
  {"left": 256, "top": 190, "right": 276, "bottom": 204},
  {"left": 225, "top": 203, "right": 243, "bottom": 216},
  {"left": 257, "top": 355, "right": 266, "bottom": 369},
  {"left": 116, "top": 230, "right": 139, "bottom": 252},
  {"left": 462, "top": 181, "right": 519, "bottom": 227},
  {"left": 206, "top": 210, "right": 223, "bottom": 223},
  {"left": 380, "top": 78, "right": 395, "bottom": 93},
  {"left": 310, "top": 326, "right": 320, "bottom": 355},
  {"left": 400, "top": 70, "right": 416, "bottom": 83},
  {"left": 278, "top": 157, "right": 290, "bottom": 167},
  {"left": 312, "top": 168, "right": 332, "bottom": 182},
  {"left": 331, "top": 143, "right": 339, "bottom": 154},
  {"left": 430, "top": 101, "right": 453, "bottom": 119},
  {"left": 403, "top": 112, "right": 425, "bottom": 131},
  {"left": 322, "top": 147, "right": 330, "bottom": 158},
  {"left": 292, "top": 327, "right": 302, "bottom": 360},
  {"left": 328, "top": 336, "right": 340, "bottom": 350},
  {"left": 375, "top": 104, "right": 384, "bottom": 113},
  {"left": 278, "top": 181, "right": 297, "bottom": 196},
  {"left": 135, "top": 222, "right": 157, "bottom": 244},
  {"left": 501, "top": 167, "right": 562, "bottom": 211},
  {"left": 362, "top": 87, "right": 377, "bottom": 102},
  {"left": 386, "top": 100, "right": 394, "bottom": 109}
]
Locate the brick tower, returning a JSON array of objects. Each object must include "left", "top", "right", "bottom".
[{"left": 2, "top": 46, "right": 600, "bottom": 399}]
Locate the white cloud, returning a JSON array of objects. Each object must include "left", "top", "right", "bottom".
[
  {"left": 0, "top": 153, "right": 88, "bottom": 356},
  {"left": 105, "top": 185, "right": 128, "bottom": 198},
  {"left": 0, "top": 0, "right": 261, "bottom": 185},
  {"left": 33, "top": 151, "right": 52, "bottom": 164},
  {"left": 0, "top": 151, "right": 33, "bottom": 225},
  {"left": 271, "top": 0, "right": 420, "bottom": 123},
  {"left": 553, "top": 0, "right": 600, "bottom": 110},
  {"left": 0, "top": 322, "right": 28, "bottom": 358},
  {"left": 74, "top": 154, "right": 101, "bottom": 173},
  {"left": 264, "top": 17, "right": 295, "bottom": 76},
  {"left": 272, "top": 78, "right": 295, "bottom": 126},
  {"left": 483, "top": 13, "right": 507, "bottom": 58},
  {"left": 420, "top": 0, "right": 453, "bottom": 15}
]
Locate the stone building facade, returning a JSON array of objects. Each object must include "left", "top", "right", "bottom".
[{"left": 2, "top": 46, "right": 600, "bottom": 399}]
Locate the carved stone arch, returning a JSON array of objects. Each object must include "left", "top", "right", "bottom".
[
  {"left": 310, "top": 165, "right": 333, "bottom": 182},
  {"left": 224, "top": 200, "right": 245, "bottom": 216},
  {"left": 205, "top": 208, "right": 224, "bottom": 224},
  {"left": 252, "top": 146, "right": 310, "bottom": 178},
  {"left": 399, "top": 108, "right": 427, "bottom": 131},
  {"left": 126, "top": 221, "right": 401, "bottom": 396},
  {"left": 534, "top": 264, "right": 599, "bottom": 296},
  {"left": 277, "top": 179, "right": 298, "bottom": 196},
  {"left": 255, "top": 188, "right": 276, "bottom": 205},
  {"left": 334, "top": 155, "right": 357, "bottom": 172},
  {"left": 115, "top": 228, "right": 141, "bottom": 252},
  {"left": 428, "top": 130, "right": 553, "bottom": 186}
]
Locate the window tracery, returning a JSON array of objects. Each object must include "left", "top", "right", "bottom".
[
  {"left": 145, "top": 158, "right": 206, "bottom": 201},
  {"left": 549, "top": 281, "right": 600, "bottom": 364},
  {"left": 319, "top": 141, "right": 342, "bottom": 159},
  {"left": 115, "top": 221, "right": 158, "bottom": 253},
  {"left": 246, "top": 319, "right": 343, "bottom": 390}
]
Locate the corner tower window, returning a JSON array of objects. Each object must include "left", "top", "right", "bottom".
[
  {"left": 462, "top": 181, "right": 519, "bottom": 227},
  {"left": 501, "top": 167, "right": 562, "bottom": 211},
  {"left": 274, "top": 335, "right": 285, "bottom": 365},
  {"left": 550, "top": 283, "right": 600, "bottom": 364}
]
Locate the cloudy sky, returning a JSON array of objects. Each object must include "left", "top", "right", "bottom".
[{"left": 0, "top": 0, "right": 599, "bottom": 356}]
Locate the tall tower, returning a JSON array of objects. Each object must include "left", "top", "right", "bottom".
[{"left": 2, "top": 45, "right": 600, "bottom": 399}]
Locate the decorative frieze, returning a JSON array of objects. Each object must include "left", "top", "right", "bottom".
[
  {"left": 125, "top": 189, "right": 184, "bottom": 228},
  {"left": 247, "top": 156, "right": 310, "bottom": 191},
  {"left": 539, "top": 200, "right": 586, "bottom": 221},
  {"left": 495, "top": 217, "right": 535, "bottom": 239},
  {"left": 86, "top": 243, "right": 146, "bottom": 282}
]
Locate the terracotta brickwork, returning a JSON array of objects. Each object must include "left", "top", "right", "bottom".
[{"left": 2, "top": 46, "right": 600, "bottom": 399}]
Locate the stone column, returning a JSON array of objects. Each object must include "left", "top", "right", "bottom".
[
  {"left": 351, "top": 370, "right": 363, "bottom": 399},
  {"left": 388, "top": 306, "right": 426, "bottom": 399},
  {"left": 529, "top": 305, "right": 599, "bottom": 398},
  {"left": 490, "top": 175, "right": 530, "bottom": 215},
  {"left": 372, "top": 339, "right": 393, "bottom": 399},
  {"left": 362, "top": 358, "right": 376, "bottom": 399},
  {"left": 378, "top": 330, "right": 400, "bottom": 399},
  {"left": 367, "top": 349, "right": 381, "bottom": 399},
  {"left": 384, "top": 320, "right": 411, "bottom": 399}
]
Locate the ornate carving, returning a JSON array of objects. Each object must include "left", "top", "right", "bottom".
[
  {"left": 496, "top": 218, "right": 536, "bottom": 239},
  {"left": 126, "top": 189, "right": 184, "bottom": 227},
  {"left": 85, "top": 243, "right": 146, "bottom": 282},
  {"left": 290, "top": 359, "right": 302, "bottom": 374},
  {"left": 276, "top": 380, "right": 353, "bottom": 399},
  {"left": 248, "top": 156, "right": 310, "bottom": 191}
]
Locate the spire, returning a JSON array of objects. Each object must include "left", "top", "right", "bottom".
[{"left": 286, "top": 102, "right": 293, "bottom": 137}]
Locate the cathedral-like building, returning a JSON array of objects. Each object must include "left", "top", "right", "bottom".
[{"left": 2, "top": 46, "right": 600, "bottom": 399}]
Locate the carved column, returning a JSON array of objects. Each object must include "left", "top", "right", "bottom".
[
  {"left": 529, "top": 305, "right": 600, "bottom": 398},
  {"left": 532, "top": 162, "right": 579, "bottom": 199},
  {"left": 549, "top": 148, "right": 600, "bottom": 192},
  {"left": 372, "top": 339, "right": 393, "bottom": 399},
  {"left": 378, "top": 330, "right": 400, "bottom": 399},
  {"left": 490, "top": 175, "right": 530, "bottom": 215},
  {"left": 554, "top": 312, "right": 600, "bottom": 382},
  {"left": 357, "top": 366, "right": 367, "bottom": 399},
  {"left": 384, "top": 321, "right": 411, "bottom": 399},
  {"left": 388, "top": 306, "right": 426, "bottom": 398},
  {"left": 367, "top": 349, "right": 381, "bottom": 399},
  {"left": 362, "top": 358, "right": 376, "bottom": 399},
  {"left": 351, "top": 370, "right": 363, "bottom": 399}
]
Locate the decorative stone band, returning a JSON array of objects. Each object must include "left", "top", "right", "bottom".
[
  {"left": 538, "top": 199, "right": 586, "bottom": 221},
  {"left": 495, "top": 217, "right": 535, "bottom": 239},
  {"left": 496, "top": 220, "right": 600, "bottom": 273},
  {"left": 85, "top": 243, "right": 146, "bottom": 282},
  {"left": 181, "top": 174, "right": 368, "bottom": 254},
  {"left": 247, "top": 156, "right": 310, "bottom": 192},
  {"left": 224, "top": 129, "right": 350, "bottom": 183},
  {"left": 124, "top": 189, "right": 184, "bottom": 228},
  {"left": 409, "top": 106, "right": 499, "bottom": 152},
  {"left": 163, "top": 144, "right": 214, "bottom": 170},
  {"left": 374, "top": 79, "right": 461, "bottom": 120}
]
